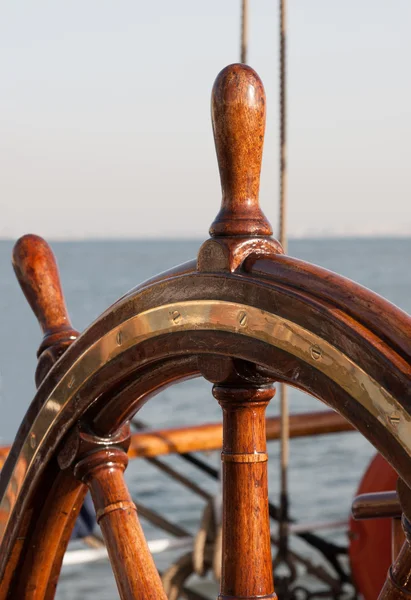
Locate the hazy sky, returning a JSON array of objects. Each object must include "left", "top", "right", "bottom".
[{"left": 1, "top": 1, "right": 410, "bottom": 239}]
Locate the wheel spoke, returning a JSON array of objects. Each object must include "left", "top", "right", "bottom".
[{"left": 62, "top": 423, "right": 167, "bottom": 600}]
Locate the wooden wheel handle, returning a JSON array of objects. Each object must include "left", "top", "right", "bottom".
[
  {"left": 12, "top": 234, "right": 79, "bottom": 384},
  {"left": 210, "top": 63, "right": 272, "bottom": 237}
]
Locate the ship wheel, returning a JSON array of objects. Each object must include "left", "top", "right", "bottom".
[{"left": 0, "top": 65, "right": 410, "bottom": 600}]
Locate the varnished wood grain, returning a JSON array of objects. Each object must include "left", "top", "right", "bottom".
[
  {"left": 352, "top": 491, "right": 401, "bottom": 520},
  {"left": 210, "top": 64, "right": 272, "bottom": 237},
  {"left": 12, "top": 234, "right": 78, "bottom": 347},
  {"left": 212, "top": 360, "right": 277, "bottom": 599},
  {"left": 77, "top": 449, "right": 166, "bottom": 600},
  {"left": 12, "top": 234, "right": 79, "bottom": 385},
  {"left": 65, "top": 424, "right": 167, "bottom": 600},
  {"left": 379, "top": 480, "right": 411, "bottom": 598},
  {"left": 392, "top": 518, "right": 405, "bottom": 562},
  {"left": 13, "top": 472, "right": 87, "bottom": 599},
  {"left": 1, "top": 273, "right": 410, "bottom": 598},
  {"left": 378, "top": 527, "right": 411, "bottom": 598},
  {"left": 248, "top": 254, "right": 411, "bottom": 363}
]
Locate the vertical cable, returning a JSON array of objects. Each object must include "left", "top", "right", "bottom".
[
  {"left": 279, "top": 0, "right": 287, "bottom": 252},
  {"left": 241, "top": 0, "right": 249, "bottom": 63},
  {"left": 278, "top": 0, "right": 291, "bottom": 580}
]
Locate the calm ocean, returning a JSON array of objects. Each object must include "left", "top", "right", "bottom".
[{"left": 0, "top": 237, "right": 410, "bottom": 598}]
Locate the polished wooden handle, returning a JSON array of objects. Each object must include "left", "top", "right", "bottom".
[
  {"left": 210, "top": 63, "right": 272, "bottom": 237},
  {"left": 352, "top": 491, "right": 401, "bottom": 520},
  {"left": 12, "top": 234, "right": 78, "bottom": 354}
]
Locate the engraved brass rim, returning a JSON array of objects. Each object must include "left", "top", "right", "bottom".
[{"left": 0, "top": 299, "right": 409, "bottom": 541}]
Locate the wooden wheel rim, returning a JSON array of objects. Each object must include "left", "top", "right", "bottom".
[{"left": 0, "top": 266, "right": 410, "bottom": 596}]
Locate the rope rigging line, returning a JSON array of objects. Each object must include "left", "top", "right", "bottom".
[
  {"left": 275, "top": 0, "right": 294, "bottom": 591},
  {"left": 279, "top": 0, "right": 287, "bottom": 251},
  {"left": 240, "top": 0, "right": 249, "bottom": 63}
]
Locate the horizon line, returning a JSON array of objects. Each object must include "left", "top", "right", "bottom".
[{"left": 0, "top": 233, "right": 409, "bottom": 243}]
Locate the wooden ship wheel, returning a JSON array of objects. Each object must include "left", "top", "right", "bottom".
[{"left": 0, "top": 64, "right": 410, "bottom": 599}]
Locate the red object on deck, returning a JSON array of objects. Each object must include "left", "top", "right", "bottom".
[{"left": 349, "top": 453, "right": 397, "bottom": 599}]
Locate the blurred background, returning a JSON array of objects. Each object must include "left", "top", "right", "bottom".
[{"left": 0, "top": 1, "right": 410, "bottom": 598}]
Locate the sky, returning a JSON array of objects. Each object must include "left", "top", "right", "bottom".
[{"left": 0, "top": 1, "right": 410, "bottom": 240}]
